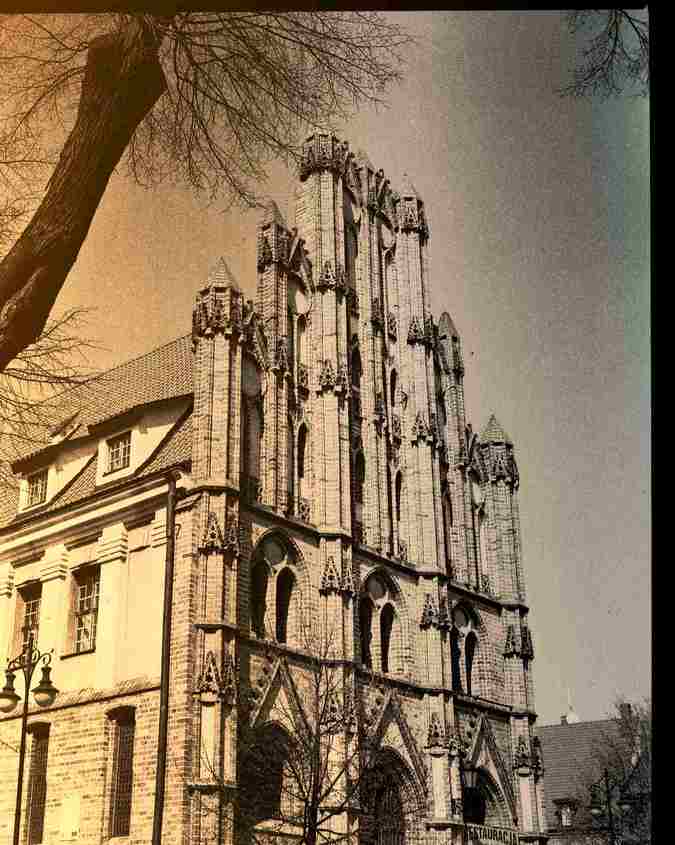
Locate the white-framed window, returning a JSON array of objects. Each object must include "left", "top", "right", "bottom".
[
  {"left": 26, "top": 470, "right": 48, "bottom": 507},
  {"left": 70, "top": 567, "right": 100, "bottom": 653},
  {"left": 107, "top": 431, "right": 131, "bottom": 473}
]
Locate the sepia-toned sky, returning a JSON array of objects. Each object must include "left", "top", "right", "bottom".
[{"left": 50, "top": 11, "right": 650, "bottom": 726}]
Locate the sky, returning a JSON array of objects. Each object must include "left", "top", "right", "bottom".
[{"left": 49, "top": 11, "right": 650, "bottom": 726}]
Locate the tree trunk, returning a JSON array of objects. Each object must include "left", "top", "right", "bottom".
[{"left": 0, "top": 16, "right": 167, "bottom": 373}]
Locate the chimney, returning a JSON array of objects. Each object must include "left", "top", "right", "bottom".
[
  {"left": 619, "top": 703, "right": 632, "bottom": 721},
  {"left": 560, "top": 714, "right": 568, "bottom": 725}
]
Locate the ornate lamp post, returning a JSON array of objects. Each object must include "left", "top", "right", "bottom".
[{"left": 0, "top": 643, "right": 59, "bottom": 845}]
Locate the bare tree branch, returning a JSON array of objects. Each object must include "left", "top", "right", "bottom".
[
  {"left": 0, "top": 12, "right": 412, "bottom": 373},
  {"left": 561, "top": 10, "right": 649, "bottom": 98}
]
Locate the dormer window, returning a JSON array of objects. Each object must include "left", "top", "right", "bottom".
[
  {"left": 107, "top": 432, "right": 131, "bottom": 472},
  {"left": 26, "top": 470, "right": 48, "bottom": 507}
]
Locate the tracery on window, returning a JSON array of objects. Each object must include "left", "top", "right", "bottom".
[
  {"left": 250, "top": 536, "right": 303, "bottom": 648},
  {"left": 451, "top": 604, "right": 480, "bottom": 697},
  {"left": 360, "top": 573, "right": 403, "bottom": 675}
]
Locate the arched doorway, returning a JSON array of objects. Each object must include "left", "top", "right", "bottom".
[
  {"left": 360, "top": 749, "right": 423, "bottom": 845},
  {"left": 463, "top": 768, "right": 512, "bottom": 829}
]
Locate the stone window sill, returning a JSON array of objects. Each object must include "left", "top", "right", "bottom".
[{"left": 60, "top": 648, "right": 96, "bottom": 660}]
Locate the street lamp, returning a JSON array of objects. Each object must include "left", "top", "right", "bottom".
[
  {"left": 0, "top": 642, "right": 59, "bottom": 845},
  {"left": 590, "top": 766, "right": 646, "bottom": 845}
]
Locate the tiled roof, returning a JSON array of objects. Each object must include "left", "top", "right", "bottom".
[
  {"left": 537, "top": 719, "right": 622, "bottom": 829},
  {"left": 0, "top": 335, "right": 194, "bottom": 529}
]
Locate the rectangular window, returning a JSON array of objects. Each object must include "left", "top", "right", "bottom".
[
  {"left": 26, "top": 470, "right": 47, "bottom": 507},
  {"left": 74, "top": 567, "right": 100, "bottom": 653},
  {"left": 26, "top": 724, "right": 50, "bottom": 845},
  {"left": 110, "top": 711, "right": 135, "bottom": 837},
  {"left": 107, "top": 432, "right": 131, "bottom": 472},
  {"left": 13, "top": 583, "right": 41, "bottom": 656}
]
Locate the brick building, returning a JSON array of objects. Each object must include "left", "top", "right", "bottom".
[
  {"left": 538, "top": 707, "right": 645, "bottom": 845},
  {"left": 0, "top": 134, "right": 549, "bottom": 845}
]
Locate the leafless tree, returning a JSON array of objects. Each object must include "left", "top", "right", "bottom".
[
  {"left": 196, "top": 619, "right": 422, "bottom": 845},
  {"left": 561, "top": 10, "right": 649, "bottom": 98},
  {"left": 576, "top": 698, "right": 652, "bottom": 845},
  {"left": 0, "top": 12, "right": 411, "bottom": 373},
  {"left": 0, "top": 188, "right": 98, "bottom": 488}
]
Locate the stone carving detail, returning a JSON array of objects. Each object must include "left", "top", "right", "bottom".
[
  {"left": 481, "top": 573, "right": 493, "bottom": 596},
  {"left": 371, "top": 298, "right": 384, "bottom": 331},
  {"left": 320, "top": 556, "right": 341, "bottom": 595},
  {"left": 401, "top": 200, "right": 418, "bottom": 232},
  {"left": 347, "top": 288, "right": 360, "bottom": 315},
  {"left": 273, "top": 337, "right": 290, "bottom": 374},
  {"left": 335, "top": 362, "right": 351, "bottom": 397},
  {"left": 318, "top": 260, "right": 336, "bottom": 292},
  {"left": 297, "top": 363, "right": 309, "bottom": 391},
  {"left": 318, "top": 360, "right": 336, "bottom": 393},
  {"left": 407, "top": 316, "right": 425, "bottom": 345},
  {"left": 200, "top": 512, "right": 224, "bottom": 554},
  {"left": 521, "top": 624, "right": 534, "bottom": 660},
  {"left": 335, "top": 263, "right": 349, "bottom": 297},
  {"left": 387, "top": 312, "right": 398, "bottom": 340},
  {"left": 427, "top": 713, "right": 446, "bottom": 748},
  {"left": 224, "top": 507, "right": 241, "bottom": 556},
  {"left": 481, "top": 442, "right": 520, "bottom": 488},
  {"left": 353, "top": 520, "right": 365, "bottom": 546},
  {"left": 410, "top": 412, "right": 429, "bottom": 445},
  {"left": 341, "top": 552, "right": 358, "bottom": 597},
  {"left": 257, "top": 234, "right": 273, "bottom": 271},
  {"left": 504, "top": 624, "right": 519, "bottom": 657},
  {"left": 420, "top": 593, "right": 439, "bottom": 630},
  {"left": 396, "top": 539, "right": 408, "bottom": 563},
  {"left": 195, "top": 650, "right": 236, "bottom": 707},
  {"left": 374, "top": 393, "right": 387, "bottom": 435},
  {"left": 514, "top": 736, "right": 532, "bottom": 774},
  {"left": 300, "top": 134, "right": 350, "bottom": 180},
  {"left": 437, "top": 596, "right": 451, "bottom": 631},
  {"left": 298, "top": 497, "right": 311, "bottom": 523},
  {"left": 220, "top": 652, "right": 237, "bottom": 708},
  {"left": 531, "top": 736, "right": 544, "bottom": 777},
  {"left": 391, "top": 413, "right": 402, "bottom": 442}
]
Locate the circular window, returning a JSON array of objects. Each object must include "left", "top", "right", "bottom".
[
  {"left": 262, "top": 538, "right": 286, "bottom": 567},
  {"left": 366, "top": 574, "right": 386, "bottom": 602}
]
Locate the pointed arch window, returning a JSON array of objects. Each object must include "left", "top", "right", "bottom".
[
  {"left": 450, "top": 628, "right": 462, "bottom": 692},
  {"left": 380, "top": 603, "right": 395, "bottom": 675},
  {"left": 395, "top": 471, "right": 403, "bottom": 525},
  {"left": 360, "top": 597, "right": 374, "bottom": 669},
  {"left": 355, "top": 450, "right": 365, "bottom": 504},
  {"left": 452, "top": 606, "right": 480, "bottom": 697},
  {"left": 351, "top": 343, "right": 362, "bottom": 422},
  {"left": 276, "top": 568, "right": 296, "bottom": 645},
  {"left": 390, "top": 368, "right": 398, "bottom": 408},
  {"left": 297, "top": 424, "right": 308, "bottom": 493},
  {"left": 361, "top": 573, "right": 403, "bottom": 675},
  {"left": 251, "top": 559, "right": 269, "bottom": 639},
  {"left": 465, "top": 631, "right": 478, "bottom": 697}
]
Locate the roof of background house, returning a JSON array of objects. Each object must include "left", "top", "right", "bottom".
[
  {"left": 0, "top": 335, "right": 194, "bottom": 531},
  {"left": 538, "top": 718, "right": 622, "bottom": 830}
]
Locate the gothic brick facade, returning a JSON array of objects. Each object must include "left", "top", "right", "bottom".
[{"left": 0, "top": 133, "right": 548, "bottom": 845}]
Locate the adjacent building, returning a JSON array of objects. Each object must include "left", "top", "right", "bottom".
[{"left": 0, "top": 134, "right": 549, "bottom": 845}]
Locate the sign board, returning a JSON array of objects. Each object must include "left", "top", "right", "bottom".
[{"left": 466, "top": 823, "right": 519, "bottom": 845}]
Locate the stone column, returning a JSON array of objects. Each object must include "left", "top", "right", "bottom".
[
  {"left": 38, "top": 544, "right": 69, "bottom": 656},
  {"left": 0, "top": 562, "right": 15, "bottom": 662},
  {"left": 95, "top": 523, "right": 129, "bottom": 688}
]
